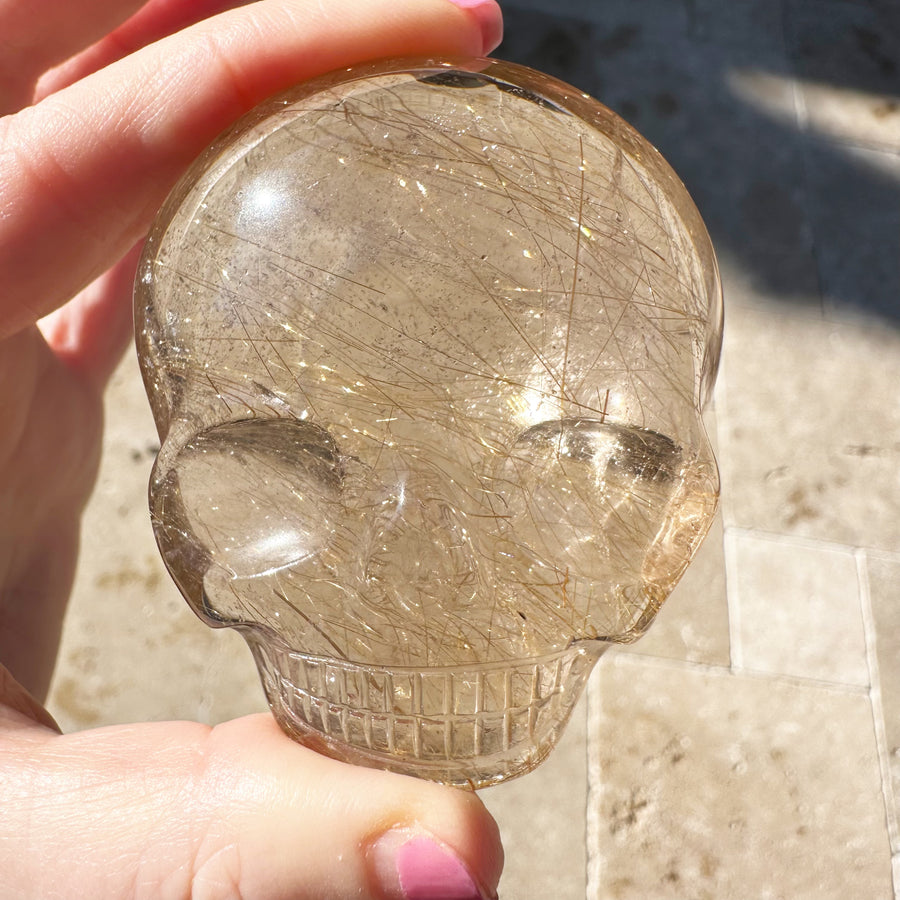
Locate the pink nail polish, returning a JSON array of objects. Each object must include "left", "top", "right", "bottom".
[
  {"left": 445, "top": 0, "right": 504, "bottom": 55},
  {"left": 396, "top": 835, "right": 488, "bottom": 900}
]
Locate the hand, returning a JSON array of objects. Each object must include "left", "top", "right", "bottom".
[{"left": 0, "top": 1, "right": 504, "bottom": 897}]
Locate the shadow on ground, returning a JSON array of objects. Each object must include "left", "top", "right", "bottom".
[{"left": 497, "top": 0, "right": 900, "bottom": 324}]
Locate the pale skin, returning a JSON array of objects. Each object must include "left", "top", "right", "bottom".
[{"left": 0, "top": 1, "right": 505, "bottom": 897}]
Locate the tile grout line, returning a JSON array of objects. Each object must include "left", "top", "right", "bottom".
[
  {"left": 780, "top": 0, "right": 834, "bottom": 322},
  {"left": 708, "top": 175, "right": 747, "bottom": 685},
  {"left": 708, "top": 302, "right": 732, "bottom": 532},
  {"left": 614, "top": 646, "right": 870, "bottom": 697},
  {"left": 584, "top": 668, "right": 603, "bottom": 900},
  {"left": 811, "top": 132, "right": 900, "bottom": 160},
  {"left": 709, "top": 297, "right": 742, "bottom": 674},
  {"left": 723, "top": 527, "right": 743, "bottom": 671},
  {"left": 724, "top": 523, "right": 900, "bottom": 564},
  {"left": 781, "top": 0, "right": 808, "bottom": 136},
  {"left": 856, "top": 549, "right": 900, "bottom": 873}
]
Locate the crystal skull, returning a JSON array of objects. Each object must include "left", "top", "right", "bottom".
[{"left": 135, "top": 57, "right": 722, "bottom": 787}]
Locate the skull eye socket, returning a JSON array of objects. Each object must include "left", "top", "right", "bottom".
[
  {"left": 507, "top": 418, "right": 682, "bottom": 480},
  {"left": 154, "top": 418, "right": 342, "bottom": 581},
  {"left": 492, "top": 417, "right": 683, "bottom": 528},
  {"left": 485, "top": 418, "right": 690, "bottom": 636},
  {"left": 490, "top": 417, "right": 684, "bottom": 562}
]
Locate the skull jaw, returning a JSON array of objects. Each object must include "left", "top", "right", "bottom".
[
  {"left": 149, "top": 417, "right": 717, "bottom": 786},
  {"left": 243, "top": 627, "right": 606, "bottom": 788}
]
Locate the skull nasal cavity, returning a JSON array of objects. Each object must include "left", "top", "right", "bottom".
[{"left": 164, "top": 418, "right": 342, "bottom": 579}]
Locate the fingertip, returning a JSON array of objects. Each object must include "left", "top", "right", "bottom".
[
  {"left": 208, "top": 714, "right": 504, "bottom": 899},
  {"left": 444, "top": 0, "right": 504, "bottom": 56},
  {"left": 369, "top": 829, "right": 500, "bottom": 900},
  {"left": 376, "top": 782, "right": 504, "bottom": 900}
]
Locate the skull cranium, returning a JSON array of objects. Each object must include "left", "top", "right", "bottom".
[{"left": 136, "top": 58, "right": 722, "bottom": 786}]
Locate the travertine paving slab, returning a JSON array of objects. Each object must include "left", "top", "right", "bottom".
[
  {"left": 587, "top": 654, "right": 892, "bottom": 899},
  {"left": 48, "top": 353, "right": 266, "bottom": 732},
  {"left": 486, "top": 693, "right": 588, "bottom": 900},
  {"left": 729, "top": 532, "right": 867, "bottom": 685},
  {"left": 718, "top": 304, "right": 900, "bottom": 550}
]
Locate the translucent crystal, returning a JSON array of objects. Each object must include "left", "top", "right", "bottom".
[{"left": 135, "top": 57, "right": 722, "bottom": 787}]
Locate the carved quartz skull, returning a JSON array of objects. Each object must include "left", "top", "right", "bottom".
[{"left": 135, "top": 58, "right": 722, "bottom": 787}]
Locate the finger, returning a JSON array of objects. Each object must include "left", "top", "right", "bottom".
[
  {"left": 35, "top": 0, "right": 258, "bottom": 102},
  {"left": 1, "top": 713, "right": 503, "bottom": 899},
  {"left": 38, "top": 242, "right": 144, "bottom": 390},
  {"left": 0, "top": 0, "right": 146, "bottom": 112},
  {"left": 0, "top": 0, "right": 503, "bottom": 342},
  {"left": 0, "top": 664, "right": 61, "bottom": 732}
]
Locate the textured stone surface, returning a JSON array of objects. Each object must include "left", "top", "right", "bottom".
[
  {"left": 718, "top": 304, "right": 900, "bottom": 550},
  {"left": 729, "top": 532, "right": 868, "bottom": 685},
  {"left": 587, "top": 654, "right": 892, "bottom": 899}
]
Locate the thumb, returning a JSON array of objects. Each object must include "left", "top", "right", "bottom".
[{"left": 0, "top": 712, "right": 503, "bottom": 900}]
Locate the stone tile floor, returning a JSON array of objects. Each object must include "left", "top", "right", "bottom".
[{"left": 48, "top": 1, "right": 900, "bottom": 897}]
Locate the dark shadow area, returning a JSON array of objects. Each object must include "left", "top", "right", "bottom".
[{"left": 496, "top": 0, "right": 900, "bottom": 324}]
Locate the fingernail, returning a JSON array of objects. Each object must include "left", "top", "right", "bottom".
[
  {"left": 370, "top": 832, "right": 496, "bottom": 900},
  {"left": 445, "top": 0, "right": 504, "bottom": 55}
]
